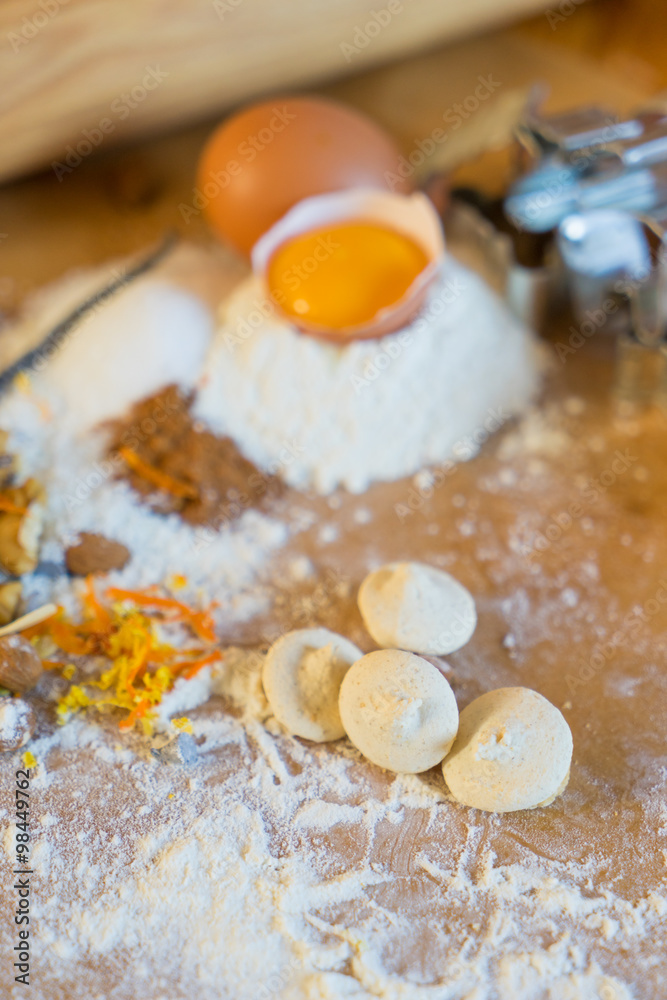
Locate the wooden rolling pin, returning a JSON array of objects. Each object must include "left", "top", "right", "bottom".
[{"left": 0, "top": 0, "right": 549, "bottom": 183}]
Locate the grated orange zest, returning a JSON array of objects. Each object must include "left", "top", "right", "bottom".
[
  {"left": 22, "top": 606, "right": 61, "bottom": 639},
  {"left": 173, "top": 650, "right": 222, "bottom": 681},
  {"left": 27, "top": 580, "right": 221, "bottom": 733},
  {"left": 83, "top": 574, "right": 112, "bottom": 630},
  {"left": 107, "top": 587, "right": 191, "bottom": 612},
  {"left": 0, "top": 496, "right": 28, "bottom": 515},
  {"left": 107, "top": 587, "right": 218, "bottom": 643}
]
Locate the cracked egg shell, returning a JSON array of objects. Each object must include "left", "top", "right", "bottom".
[{"left": 252, "top": 189, "right": 445, "bottom": 343}]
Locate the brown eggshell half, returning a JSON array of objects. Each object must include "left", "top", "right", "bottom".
[{"left": 251, "top": 189, "right": 445, "bottom": 343}]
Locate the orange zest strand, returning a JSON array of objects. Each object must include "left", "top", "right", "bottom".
[
  {"left": 107, "top": 587, "right": 218, "bottom": 642},
  {"left": 49, "top": 622, "right": 98, "bottom": 656},
  {"left": 118, "top": 446, "right": 198, "bottom": 500},
  {"left": 187, "top": 608, "right": 218, "bottom": 643},
  {"left": 22, "top": 606, "right": 61, "bottom": 639},
  {"left": 107, "top": 588, "right": 190, "bottom": 612},
  {"left": 28, "top": 580, "right": 221, "bottom": 734},
  {"left": 37, "top": 399, "right": 53, "bottom": 422},
  {"left": 0, "top": 496, "right": 28, "bottom": 515},
  {"left": 173, "top": 650, "right": 223, "bottom": 681},
  {"left": 83, "top": 574, "right": 112, "bottom": 630},
  {"left": 124, "top": 634, "right": 153, "bottom": 697},
  {"left": 118, "top": 698, "right": 151, "bottom": 731}
]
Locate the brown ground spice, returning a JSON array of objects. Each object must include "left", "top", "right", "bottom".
[{"left": 107, "top": 386, "right": 282, "bottom": 528}]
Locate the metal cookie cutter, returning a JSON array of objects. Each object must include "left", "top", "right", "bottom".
[
  {"left": 506, "top": 102, "right": 667, "bottom": 233},
  {"left": 444, "top": 188, "right": 557, "bottom": 333},
  {"left": 504, "top": 98, "right": 667, "bottom": 408},
  {"left": 557, "top": 208, "right": 667, "bottom": 409}
]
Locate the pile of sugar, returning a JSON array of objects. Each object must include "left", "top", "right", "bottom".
[
  {"left": 194, "top": 259, "right": 543, "bottom": 494},
  {"left": 0, "top": 347, "right": 287, "bottom": 629},
  {"left": 4, "top": 262, "right": 213, "bottom": 437},
  {"left": 38, "top": 280, "right": 212, "bottom": 436}
]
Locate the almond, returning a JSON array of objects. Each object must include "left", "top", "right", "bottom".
[
  {"left": 65, "top": 532, "right": 130, "bottom": 576},
  {"left": 0, "top": 635, "right": 43, "bottom": 694}
]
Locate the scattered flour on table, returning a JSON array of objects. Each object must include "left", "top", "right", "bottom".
[
  {"left": 0, "top": 250, "right": 659, "bottom": 1000},
  {"left": 0, "top": 649, "right": 652, "bottom": 1000},
  {"left": 0, "top": 697, "right": 32, "bottom": 748}
]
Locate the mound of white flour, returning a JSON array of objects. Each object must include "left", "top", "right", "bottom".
[
  {"left": 2, "top": 245, "right": 542, "bottom": 498},
  {"left": 194, "top": 259, "right": 543, "bottom": 494}
]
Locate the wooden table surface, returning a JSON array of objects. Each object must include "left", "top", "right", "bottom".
[
  {"left": 0, "top": 1, "right": 661, "bottom": 315},
  {"left": 2, "top": 7, "right": 667, "bottom": 997}
]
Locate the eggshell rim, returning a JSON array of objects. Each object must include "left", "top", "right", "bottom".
[{"left": 251, "top": 189, "right": 445, "bottom": 342}]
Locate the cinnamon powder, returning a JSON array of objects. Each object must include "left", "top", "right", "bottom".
[{"left": 108, "top": 386, "right": 282, "bottom": 528}]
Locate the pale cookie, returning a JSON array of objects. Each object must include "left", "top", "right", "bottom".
[
  {"left": 442, "top": 687, "right": 573, "bottom": 813},
  {"left": 263, "top": 628, "right": 363, "bottom": 742},
  {"left": 357, "top": 561, "right": 476, "bottom": 656},
  {"left": 338, "top": 648, "right": 459, "bottom": 773}
]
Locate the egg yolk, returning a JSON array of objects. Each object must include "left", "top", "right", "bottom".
[{"left": 266, "top": 222, "right": 429, "bottom": 331}]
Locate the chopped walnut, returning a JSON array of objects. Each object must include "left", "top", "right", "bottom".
[
  {"left": 0, "top": 581, "right": 22, "bottom": 626},
  {"left": 0, "top": 477, "right": 45, "bottom": 576},
  {"left": 0, "top": 431, "right": 18, "bottom": 489}
]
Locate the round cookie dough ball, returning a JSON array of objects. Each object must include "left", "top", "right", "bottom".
[
  {"left": 338, "top": 649, "right": 459, "bottom": 773},
  {"left": 442, "top": 687, "right": 573, "bottom": 813},
  {"left": 357, "top": 561, "right": 476, "bottom": 656},
  {"left": 263, "top": 628, "right": 363, "bottom": 742}
]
